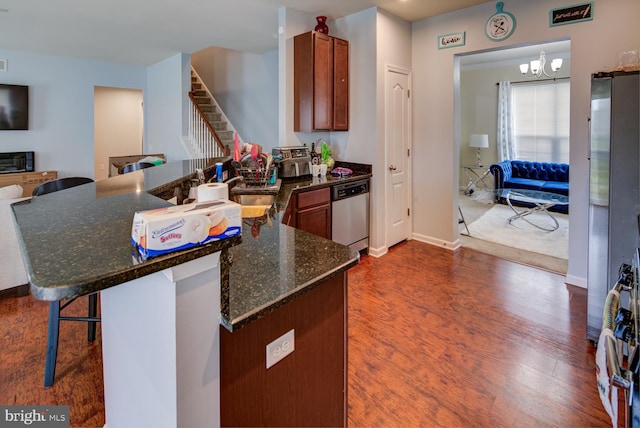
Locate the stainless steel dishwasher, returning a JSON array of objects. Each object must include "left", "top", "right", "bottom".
[{"left": 332, "top": 179, "right": 369, "bottom": 253}]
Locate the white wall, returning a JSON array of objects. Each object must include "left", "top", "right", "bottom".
[
  {"left": 279, "top": 7, "right": 315, "bottom": 148},
  {"left": 0, "top": 49, "right": 146, "bottom": 178},
  {"left": 411, "top": 0, "right": 640, "bottom": 287},
  {"left": 145, "top": 53, "right": 191, "bottom": 162},
  {"left": 191, "top": 47, "right": 279, "bottom": 151}
]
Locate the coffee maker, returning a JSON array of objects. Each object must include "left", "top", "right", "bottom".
[{"left": 272, "top": 146, "right": 311, "bottom": 178}]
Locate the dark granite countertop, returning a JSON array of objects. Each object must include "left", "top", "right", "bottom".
[
  {"left": 10, "top": 163, "right": 240, "bottom": 301},
  {"left": 223, "top": 162, "right": 371, "bottom": 330},
  {"left": 11, "top": 158, "right": 368, "bottom": 331}
]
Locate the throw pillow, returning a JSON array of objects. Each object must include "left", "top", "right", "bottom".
[{"left": 0, "top": 184, "right": 24, "bottom": 199}]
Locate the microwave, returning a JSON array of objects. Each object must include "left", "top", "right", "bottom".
[{"left": 0, "top": 151, "right": 34, "bottom": 174}]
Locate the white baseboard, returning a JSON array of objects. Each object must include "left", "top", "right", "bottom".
[
  {"left": 412, "top": 233, "right": 460, "bottom": 251},
  {"left": 564, "top": 274, "right": 587, "bottom": 289},
  {"left": 367, "top": 245, "right": 388, "bottom": 258}
]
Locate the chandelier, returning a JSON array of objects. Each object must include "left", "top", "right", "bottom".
[{"left": 519, "top": 50, "right": 563, "bottom": 79}]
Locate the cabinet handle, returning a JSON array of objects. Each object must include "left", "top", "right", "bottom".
[{"left": 389, "top": 164, "right": 397, "bottom": 171}]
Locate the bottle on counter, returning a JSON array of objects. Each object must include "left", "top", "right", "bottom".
[{"left": 310, "top": 141, "right": 320, "bottom": 165}]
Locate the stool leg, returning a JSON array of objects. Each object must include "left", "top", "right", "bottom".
[
  {"left": 459, "top": 206, "right": 470, "bottom": 236},
  {"left": 45, "top": 301, "right": 60, "bottom": 388},
  {"left": 88, "top": 293, "right": 98, "bottom": 343}
]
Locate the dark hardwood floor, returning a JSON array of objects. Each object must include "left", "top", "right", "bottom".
[{"left": 0, "top": 241, "right": 612, "bottom": 427}]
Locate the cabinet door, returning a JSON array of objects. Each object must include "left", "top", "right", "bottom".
[
  {"left": 333, "top": 38, "right": 349, "bottom": 131},
  {"left": 294, "top": 31, "right": 349, "bottom": 132},
  {"left": 313, "top": 32, "right": 333, "bottom": 131},
  {"left": 297, "top": 204, "right": 331, "bottom": 239},
  {"left": 296, "top": 187, "right": 331, "bottom": 239}
]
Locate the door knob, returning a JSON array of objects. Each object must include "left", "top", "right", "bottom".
[{"left": 389, "top": 165, "right": 397, "bottom": 171}]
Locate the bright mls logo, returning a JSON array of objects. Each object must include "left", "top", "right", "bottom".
[{"left": 0, "top": 406, "right": 69, "bottom": 427}]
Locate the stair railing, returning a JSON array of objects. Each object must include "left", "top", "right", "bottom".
[
  {"left": 190, "top": 67, "right": 243, "bottom": 148},
  {"left": 187, "top": 92, "right": 230, "bottom": 159}
]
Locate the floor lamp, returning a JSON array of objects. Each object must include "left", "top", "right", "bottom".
[{"left": 470, "top": 134, "right": 489, "bottom": 167}]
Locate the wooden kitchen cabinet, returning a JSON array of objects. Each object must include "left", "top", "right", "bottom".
[
  {"left": 283, "top": 187, "right": 332, "bottom": 239},
  {"left": 295, "top": 187, "right": 331, "bottom": 239},
  {"left": 220, "top": 273, "right": 346, "bottom": 427},
  {"left": 294, "top": 31, "right": 349, "bottom": 132}
]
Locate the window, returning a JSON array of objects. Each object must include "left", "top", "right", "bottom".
[{"left": 512, "top": 81, "right": 570, "bottom": 163}]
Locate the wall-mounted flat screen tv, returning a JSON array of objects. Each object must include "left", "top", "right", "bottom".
[{"left": 0, "top": 84, "right": 29, "bottom": 130}]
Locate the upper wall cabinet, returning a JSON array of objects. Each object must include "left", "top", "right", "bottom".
[{"left": 294, "top": 31, "right": 349, "bottom": 132}]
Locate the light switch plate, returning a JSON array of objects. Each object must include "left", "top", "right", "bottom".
[{"left": 266, "top": 329, "right": 295, "bottom": 369}]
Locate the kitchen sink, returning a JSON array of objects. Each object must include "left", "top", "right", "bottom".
[
  {"left": 230, "top": 194, "right": 275, "bottom": 219},
  {"left": 228, "top": 178, "right": 281, "bottom": 218},
  {"left": 231, "top": 193, "right": 275, "bottom": 206}
]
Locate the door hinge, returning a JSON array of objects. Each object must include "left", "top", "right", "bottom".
[
  {"left": 407, "top": 89, "right": 410, "bottom": 98},
  {"left": 407, "top": 208, "right": 410, "bottom": 216},
  {"left": 407, "top": 148, "right": 410, "bottom": 157}
]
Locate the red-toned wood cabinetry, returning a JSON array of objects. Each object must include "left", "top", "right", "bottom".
[
  {"left": 295, "top": 187, "right": 331, "bottom": 239},
  {"left": 220, "top": 272, "right": 347, "bottom": 427},
  {"left": 283, "top": 187, "right": 332, "bottom": 240},
  {"left": 294, "top": 31, "right": 349, "bottom": 132}
]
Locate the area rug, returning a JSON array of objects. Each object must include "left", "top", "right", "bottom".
[{"left": 467, "top": 203, "right": 568, "bottom": 260}]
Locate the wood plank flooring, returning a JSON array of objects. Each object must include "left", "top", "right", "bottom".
[{"left": 0, "top": 240, "right": 612, "bottom": 427}]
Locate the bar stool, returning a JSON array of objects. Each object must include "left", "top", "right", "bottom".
[
  {"left": 32, "top": 177, "right": 101, "bottom": 387},
  {"left": 459, "top": 206, "right": 470, "bottom": 236},
  {"left": 119, "top": 161, "right": 155, "bottom": 174}
]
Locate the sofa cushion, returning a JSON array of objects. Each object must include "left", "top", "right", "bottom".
[
  {"left": 505, "top": 178, "right": 546, "bottom": 191},
  {"left": 0, "top": 196, "right": 30, "bottom": 291},
  {"left": 0, "top": 184, "right": 23, "bottom": 199},
  {"left": 542, "top": 181, "right": 570, "bottom": 195}
]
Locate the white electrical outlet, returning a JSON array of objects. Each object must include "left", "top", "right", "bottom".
[{"left": 266, "top": 329, "right": 295, "bottom": 369}]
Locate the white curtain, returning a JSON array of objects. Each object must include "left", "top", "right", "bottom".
[{"left": 497, "top": 81, "right": 516, "bottom": 161}]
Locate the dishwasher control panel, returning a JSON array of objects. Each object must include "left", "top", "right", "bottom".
[{"left": 332, "top": 179, "right": 369, "bottom": 200}]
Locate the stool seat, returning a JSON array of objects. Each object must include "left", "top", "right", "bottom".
[{"left": 119, "top": 162, "right": 155, "bottom": 175}]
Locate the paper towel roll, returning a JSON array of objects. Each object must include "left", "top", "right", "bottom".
[{"left": 196, "top": 183, "right": 228, "bottom": 202}]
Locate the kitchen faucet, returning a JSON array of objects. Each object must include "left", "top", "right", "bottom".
[{"left": 223, "top": 175, "right": 243, "bottom": 185}]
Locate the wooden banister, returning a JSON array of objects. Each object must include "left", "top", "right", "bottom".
[{"left": 188, "top": 91, "right": 230, "bottom": 157}]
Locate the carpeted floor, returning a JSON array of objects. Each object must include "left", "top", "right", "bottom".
[{"left": 458, "top": 190, "right": 569, "bottom": 274}]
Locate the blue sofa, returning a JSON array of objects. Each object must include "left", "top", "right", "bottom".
[{"left": 489, "top": 160, "right": 569, "bottom": 212}]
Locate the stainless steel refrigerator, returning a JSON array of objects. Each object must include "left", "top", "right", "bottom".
[{"left": 587, "top": 71, "right": 640, "bottom": 342}]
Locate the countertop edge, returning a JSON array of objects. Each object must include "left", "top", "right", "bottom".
[
  {"left": 220, "top": 253, "right": 359, "bottom": 332},
  {"left": 27, "top": 236, "right": 242, "bottom": 301}
]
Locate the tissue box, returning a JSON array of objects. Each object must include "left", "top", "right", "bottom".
[{"left": 131, "top": 199, "right": 241, "bottom": 259}]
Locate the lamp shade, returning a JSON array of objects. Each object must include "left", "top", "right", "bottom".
[{"left": 469, "top": 134, "right": 489, "bottom": 148}]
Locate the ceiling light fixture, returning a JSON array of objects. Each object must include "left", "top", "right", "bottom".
[{"left": 519, "top": 50, "right": 563, "bottom": 79}]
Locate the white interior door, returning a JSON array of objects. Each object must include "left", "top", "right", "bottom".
[{"left": 386, "top": 67, "right": 411, "bottom": 247}]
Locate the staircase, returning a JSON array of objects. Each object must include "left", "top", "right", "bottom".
[{"left": 190, "top": 69, "right": 236, "bottom": 152}]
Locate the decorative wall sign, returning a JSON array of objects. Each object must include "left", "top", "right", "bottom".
[
  {"left": 485, "top": 2, "right": 516, "bottom": 42},
  {"left": 438, "top": 32, "right": 466, "bottom": 49},
  {"left": 550, "top": 2, "right": 593, "bottom": 27}
]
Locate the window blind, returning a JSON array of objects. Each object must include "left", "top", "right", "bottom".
[{"left": 512, "top": 81, "right": 570, "bottom": 163}]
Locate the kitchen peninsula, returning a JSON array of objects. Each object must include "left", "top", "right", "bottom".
[{"left": 10, "top": 158, "right": 360, "bottom": 427}]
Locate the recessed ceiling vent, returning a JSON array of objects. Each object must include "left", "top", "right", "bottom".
[{"left": 0, "top": 59, "right": 6, "bottom": 72}]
